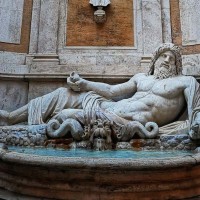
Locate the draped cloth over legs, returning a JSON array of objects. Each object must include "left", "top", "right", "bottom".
[
  {"left": 28, "top": 88, "right": 84, "bottom": 125},
  {"left": 81, "top": 92, "right": 159, "bottom": 139},
  {"left": 80, "top": 91, "right": 129, "bottom": 127}
]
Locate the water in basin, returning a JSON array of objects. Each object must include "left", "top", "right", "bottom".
[{"left": 8, "top": 146, "right": 195, "bottom": 159}]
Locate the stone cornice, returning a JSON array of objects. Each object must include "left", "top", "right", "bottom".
[{"left": 0, "top": 73, "right": 132, "bottom": 84}]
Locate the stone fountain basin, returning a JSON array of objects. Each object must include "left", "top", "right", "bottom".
[{"left": 0, "top": 147, "right": 200, "bottom": 200}]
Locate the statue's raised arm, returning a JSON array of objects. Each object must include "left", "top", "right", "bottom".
[{"left": 67, "top": 71, "right": 137, "bottom": 101}]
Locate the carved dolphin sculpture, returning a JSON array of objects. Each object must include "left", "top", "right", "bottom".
[
  {"left": 47, "top": 118, "right": 84, "bottom": 140},
  {"left": 117, "top": 121, "right": 159, "bottom": 141}
]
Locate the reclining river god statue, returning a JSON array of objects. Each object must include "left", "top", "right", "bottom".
[{"left": 1, "top": 43, "right": 200, "bottom": 147}]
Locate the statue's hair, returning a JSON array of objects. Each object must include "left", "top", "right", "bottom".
[{"left": 148, "top": 43, "right": 182, "bottom": 75}]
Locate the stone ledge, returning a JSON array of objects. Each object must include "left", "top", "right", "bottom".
[
  {"left": 0, "top": 73, "right": 132, "bottom": 83},
  {"left": 1, "top": 72, "right": 200, "bottom": 83}
]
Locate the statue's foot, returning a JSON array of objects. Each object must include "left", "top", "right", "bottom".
[{"left": 0, "top": 110, "right": 10, "bottom": 126}]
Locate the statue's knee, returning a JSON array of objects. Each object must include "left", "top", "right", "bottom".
[
  {"left": 57, "top": 87, "right": 67, "bottom": 91},
  {"left": 56, "top": 87, "right": 70, "bottom": 94}
]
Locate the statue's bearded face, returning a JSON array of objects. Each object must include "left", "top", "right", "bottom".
[{"left": 154, "top": 51, "right": 177, "bottom": 79}]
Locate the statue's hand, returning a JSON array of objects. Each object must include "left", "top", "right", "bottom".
[
  {"left": 67, "top": 72, "right": 87, "bottom": 92},
  {"left": 67, "top": 72, "right": 81, "bottom": 92}
]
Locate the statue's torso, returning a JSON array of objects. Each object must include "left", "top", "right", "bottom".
[{"left": 103, "top": 74, "right": 188, "bottom": 126}]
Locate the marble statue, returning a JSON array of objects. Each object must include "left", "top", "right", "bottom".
[{"left": 1, "top": 43, "right": 200, "bottom": 144}]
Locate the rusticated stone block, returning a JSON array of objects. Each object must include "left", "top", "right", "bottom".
[
  {"left": 0, "top": 125, "right": 47, "bottom": 146},
  {"left": 160, "top": 134, "right": 199, "bottom": 150},
  {"left": 116, "top": 134, "right": 198, "bottom": 151}
]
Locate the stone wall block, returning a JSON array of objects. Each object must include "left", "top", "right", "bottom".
[
  {"left": 29, "top": 0, "right": 41, "bottom": 54},
  {"left": 161, "top": 0, "right": 172, "bottom": 43},
  {"left": 38, "top": 0, "right": 60, "bottom": 53},
  {"left": 0, "top": 52, "right": 26, "bottom": 65},
  {"left": 57, "top": 0, "right": 67, "bottom": 50},
  {"left": 0, "top": 0, "right": 24, "bottom": 44},
  {"left": 0, "top": 80, "right": 28, "bottom": 111},
  {"left": 0, "top": 52, "right": 29, "bottom": 74},
  {"left": 142, "top": 0, "right": 163, "bottom": 54},
  {"left": 182, "top": 54, "right": 200, "bottom": 76},
  {"left": 28, "top": 81, "right": 67, "bottom": 101},
  {"left": 134, "top": 0, "right": 143, "bottom": 53},
  {"left": 179, "top": 0, "right": 200, "bottom": 46}
]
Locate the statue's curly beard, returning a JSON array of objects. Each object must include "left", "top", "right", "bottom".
[{"left": 154, "top": 63, "right": 177, "bottom": 80}]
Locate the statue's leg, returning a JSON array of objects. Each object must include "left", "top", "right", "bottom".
[
  {"left": 9, "top": 105, "right": 28, "bottom": 125},
  {"left": 28, "top": 87, "right": 86, "bottom": 124},
  {"left": 0, "top": 105, "right": 29, "bottom": 125},
  {"left": 0, "top": 110, "right": 10, "bottom": 126},
  {"left": 0, "top": 87, "right": 86, "bottom": 125}
]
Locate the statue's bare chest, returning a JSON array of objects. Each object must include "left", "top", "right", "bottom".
[{"left": 136, "top": 76, "right": 184, "bottom": 99}]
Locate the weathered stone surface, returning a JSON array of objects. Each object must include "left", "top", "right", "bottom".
[
  {"left": 179, "top": 0, "right": 200, "bottom": 46},
  {"left": 182, "top": 54, "right": 200, "bottom": 76},
  {"left": 70, "top": 141, "right": 92, "bottom": 149},
  {"left": 0, "top": 125, "right": 198, "bottom": 150},
  {"left": 117, "top": 135, "right": 198, "bottom": 151},
  {"left": 0, "top": 0, "right": 24, "bottom": 44},
  {"left": 56, "top": 0, "right": 144, "bottom": 77},
  {"left": 0, "top": 0, "right": 32, "bottom": 53},
  {"left": 170, "top": 0, "right": 200, "bottom": 55},
  {"left": 116, "top": 142, "right": 133, "bottom": 149},
  {"left": 142, "top": 0, "right": 163, "bottom": 54},
  {"left": 0, "top": 146, "right": 199, "bottom": 199},
  {"left": 44, "top": 138, "right": 73, "bottom": 149},
  {"left": 0, "top": 52, "right": 29, "bottom": 74},
  {"left": 131, "top": 139, "right": 161, "bottom": 150},
  {"left": 0, "top": 52, "right": 26, "bottom": 65},
  {"left": 160, "top": 134, "right": 198, "bottom": 150},
  {"left": 28, "top": 81, "right": 67, "bottom": 101},
  {"left": 0, "top": 80, "right": 28, "bottom": 111},
  {"left": 161, "top": 0, "right": 172, "bottom": 43},
  {"left": 38, "top": 0, "right": 59, "bottom": 53},
  {"left": 29, "top": 0, "right": 41, "bottom": 54},
  {"left": 29, "top": 49, "right": 143, "bottom": 77},
  {"left": 58, "top": 49, "right": 142, "bottom": 76},
  {"left": 0, "top": 125, "right": 47, "bottom": 146},
  {"left": 57, "top": 0, "right": 67, "bottom": 50}
]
